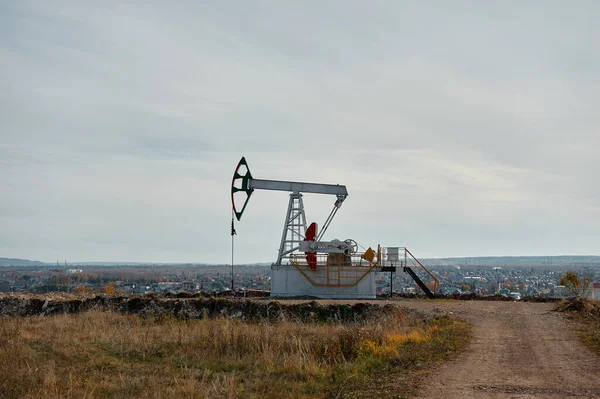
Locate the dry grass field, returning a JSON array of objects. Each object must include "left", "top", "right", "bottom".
[
  {"left": 558, "top": 298, "right": 600, "bottom": 354},
  {"left": 0, "top": 306, "right": 469, "bottom": 399}
]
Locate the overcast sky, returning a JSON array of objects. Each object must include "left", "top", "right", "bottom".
[{"left": 1, "top": 1, "right": 599, "bottom": 263}]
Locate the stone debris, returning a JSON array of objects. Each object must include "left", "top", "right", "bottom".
[
  {"left": 555, "top": 296, "right": 600, "bottom": 316},
  {"left": 0, "top": 293, "right": 399, "bottom": 322}
]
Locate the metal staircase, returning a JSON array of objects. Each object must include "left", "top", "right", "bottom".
[
  {"left": 404, "top": 266, "right": 435, "bottom": 298},
  {"left": 378, "top": 247, "right": 439, "bottom": 298}
]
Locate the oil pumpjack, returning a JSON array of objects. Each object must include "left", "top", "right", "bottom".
[{"left": 231, "top": 157, "right": 439, "bottom": 299}]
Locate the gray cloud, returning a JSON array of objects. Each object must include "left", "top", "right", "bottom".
[{"left": 1, "top": 1, "right": 599, "bottom": 262}]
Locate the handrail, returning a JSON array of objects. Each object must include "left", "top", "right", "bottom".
[
  {"left": 404, "top": 266, "right": 435, "bottom": 298},
  {"left": 286, "top": 246, "right": 439, "bottom": 293},
  {"left": 289, "top": 254, "right": 377, "bottom": 287}
]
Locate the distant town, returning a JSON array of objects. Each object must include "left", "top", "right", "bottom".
[{"left": 1, "top": 256, "right": 599, "bottom": 299}]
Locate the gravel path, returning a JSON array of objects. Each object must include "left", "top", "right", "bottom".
[
  {"left": 290, "top": 299, "right": 600, "bottom": 398},
  {"left": 400, "top": 301, "right": 600, "bottom": 399}
]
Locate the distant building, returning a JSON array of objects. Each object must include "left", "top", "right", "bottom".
[
  {"left": 588, "top": 282, "right": 600, "bottom": 300},
  {"left": 0, "top": 280, "right": 10, "bottom": 292},
  {"left": 182, "top": 281, "right": 199, "bottom": 292},
  {"left": 66, "top": 269, "right": 83, "bottom": 274},
  {"left": 552, "top": 285, "right": 569, "bottom": 298}
]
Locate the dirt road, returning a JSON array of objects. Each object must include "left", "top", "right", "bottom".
[
  {"left": 395, "top": 301, "right": 600, "bottom": 399},
  {"left": 300, "top": 299, "right": 600, "bottom": 398}
]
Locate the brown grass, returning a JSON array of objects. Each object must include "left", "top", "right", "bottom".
[
  {"left": 0, "top": 308, "right": 470, "bottom": 398},
  {"left": 559, "top": 298, "right": 600, "bottom": 355}
]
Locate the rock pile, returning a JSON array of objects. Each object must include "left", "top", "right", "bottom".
[
  {"left": 555, "top": 297, "right": 600, "bottom": 316},
  {"left": 0, "top": 294, "right": 396, "bottom": 323}
]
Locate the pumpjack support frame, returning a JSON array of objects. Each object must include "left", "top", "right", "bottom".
[{"left": 231, "top": 156, "right": 348, "bottom": 266}]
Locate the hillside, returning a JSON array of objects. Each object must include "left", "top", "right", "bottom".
[
  {"left": 0, "top": 258, "right": 46, "bottom": 267},
  {"left": 3, "top": 256, "right": 600, "bottom": 268},
  {"left": 422, "top": 255, "right": 600, "bottom": 267}
]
